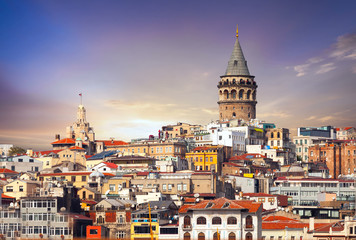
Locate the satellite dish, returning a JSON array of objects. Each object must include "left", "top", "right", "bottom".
[
  {"left": 194, "top": 193, "right": 200, "bottom": 198},
  {"left": 105, "top": 190, "right": 110, "bottom": 195}
]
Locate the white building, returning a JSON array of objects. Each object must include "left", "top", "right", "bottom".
[
  {"left": 210, "top": 128, "right": 245, "bottom": 155},
  {"left": 0, "top": 144, "right": 13, "bottom": 157},
  {"left": 178, "top": 197, "right": 262, "bottom": 240},
  {"left": 0, "top": 155, "right": 43, "bottom": 173},
  {"left": 238, "top": 193, "right": 278, "bottom": 211},
  {"left": 90, "top": 162, "right": 118, "bottom": 174}
]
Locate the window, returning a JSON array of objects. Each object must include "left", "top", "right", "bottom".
[
  {"left": 162, "top": 184, "right": 167, "bottom": 191},
  {"left": 6, "top": 186, "right": 13, "bottom": 192},
  {"left": 213, "top": 232, "right": 219, "bottom": 240},
  {"left": 178, "top": 184, "right": 182, "bottom": 191},
  {"left": 168, "top": 184, "right": 172, "bottom": 191},
  {"left": 183, "top": 184, "right": 187, "bottom": 191},
  {"left": 197, "top": 217, "right": 206, "bottom": 225},
  {"left": 109, "top": 184, "right": 115, "bottom": 191},
  {"left": 311, "top": 151, "right": 314, "bottom": 156},
  {"left": 19, "top": 186, "right": 24, "bottom": 192},
  {"left": 228, "top": 232, "right": 236, "bottom": 240},
  {"left": 29, "top": 159, "right": 34, "bottom": 162},
  {"left": 212, "top": 217, "right": 221, "bottom": 225},
  {"left": 89, "top": 194, "right": 93, "bottom": 199},
  {"left": 198, "top": 232, "right": 205, "bottom": 240},
  {"left": 184, "top": 216, "right": 191, "bottom": 226},
  {"left": 184, "top": 232, "right": 191, "bottom": 240},
  {"left": 71, "top": 176, "right": 76, "bottom": 182},
  {"left": 245, "top": 215, "right": 253, "bottom": 229},
  {"left": 11, "top": 166, "right": 15, "bottom": 171},
  {"left": 82, "top": 176, "right": 86, "bottom": 181},
  {"left": 18, "top": 159, "right": 23, "bottom": 162},
  {"left": 227, "top": 217, "right": 237, "bottom": 225}
]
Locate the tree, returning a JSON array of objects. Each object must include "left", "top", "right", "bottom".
[{"left": 8, "top": 146, "right": 26, "bottom": 156}]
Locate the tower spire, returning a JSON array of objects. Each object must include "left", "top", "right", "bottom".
[{"left": 236, "top": 24, "right": 238, "bottom": 38}]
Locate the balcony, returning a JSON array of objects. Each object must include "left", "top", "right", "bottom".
[
  {"left": 244, "top": 224, "right": 254, "bottom": 231},
  {"left": 182, "top": 224, "right": 192, "bottom": 231}
]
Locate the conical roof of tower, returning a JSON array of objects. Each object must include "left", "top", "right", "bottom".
[{"left": 225, "top": 36, "right": 250, "bottom": 76}]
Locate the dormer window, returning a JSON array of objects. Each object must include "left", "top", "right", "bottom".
[
  {"left": 206, "top": 202, "right": 214, "bottom": 208},
  {"left": 223, "top": 202, "right": 230, "bottom": 208}
]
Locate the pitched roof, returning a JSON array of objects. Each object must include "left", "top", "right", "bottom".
[
  {"left": 51, "top": 138, "right": 75, "bottom": 145},
  {"left": 103, "top": 162, "right": 118, "bottom": 169},
  {"left": 69, "top": 146, "right": 85, "bottom": 151},
  {"left": 179, "top": 197, "right": 261, "bottom": 213},
  {"left": 262, "top": 215, "right": 328, "bottom": 230},
  {"left": 38, "top": 172, "right": 114, "bottom": 177},
  {"left": 311, "top": 221, "right": 344, "bottom": 233},
  {"left": 0, "top": 168, "right": 19, "bottom": 174},
  {"left": 33, "top": 149, "right": 62, "bottom": 156},
  {"left": 225, "top": 36, "right": 250, "bottom": 76},
  {"left": 96, "top": 140, "right": 129, "bottom": 146}
]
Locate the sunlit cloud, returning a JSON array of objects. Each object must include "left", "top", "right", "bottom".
[{"left": 292, "top": 33, "right": 356, "bottom": 77}]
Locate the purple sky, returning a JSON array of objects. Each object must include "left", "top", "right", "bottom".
[{"left": 1, "top": 1, "right": 356, "bottom": 150}]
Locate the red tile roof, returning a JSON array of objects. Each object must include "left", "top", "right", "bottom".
[
  {"left": 81, "top": 200, "right": 97, "bottom": 205},
  {"left": 39, "top": 172, "right": 114, "bottom": 177},
  {"left": 0, "top": 168, "right": 19, "bottom": 174},
  {"left": 311, "top": 221, "right": 344, "bottom": 233},
  {"left": 184, "top": 198, "right": 196, "bottom": 203},
  {"left": 179, "top": 197, "right": 262, "bottom": 213},
  {"left": 103, "top": 162, "right": 118, "bottom": 169},
  {"left": 96, "top": 140, "right": 129, "bottom": 146},
  {"left": 69, "top": 146, "right": 85, "bottom": 151},
  {"left": 51, "top": 138, "right": 75, "bottom": 145},
  {"left": 33, "top": 150, "right": 62, "bottom": 156},
  {"left": 262, "top": 216, "right": 328, "bottom": 230},
  {"left": 223, "top": 162, "right": 244, "bottom": 167}
]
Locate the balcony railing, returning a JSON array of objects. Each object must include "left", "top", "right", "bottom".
[
  {"left": 182, "top": 224, "right": 192, "bottom": 231},
  {"left": 244, "top": 224, "right": 254, "bottom": 231}
]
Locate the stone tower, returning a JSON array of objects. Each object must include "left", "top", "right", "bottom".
[{"left": 218, "top": 26, "right": 257, "bottom": 122}]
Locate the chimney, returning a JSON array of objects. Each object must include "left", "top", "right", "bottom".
[
  {"left": 55, "top": 134, "right": 60, "bottom": 141},
  {"left": 309, "top": 217, "right": 314, "bottom": 231}
]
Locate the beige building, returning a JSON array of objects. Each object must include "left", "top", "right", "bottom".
[
  {"left": 105, "top": 140, "right": 187, "bottom": 160},
  {"left": 3, "top": 179, "right": 40, "bottom": 200},
  {"left": 161, "top": 122, "right": 203, "bottom": 139},
  {"left": 218, "top": 27, "right": 257, "bottom": 122}
]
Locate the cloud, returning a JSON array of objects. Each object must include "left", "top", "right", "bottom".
[
  {"left": 330, "top": 33, "right": 356, "bottom": 60},
  {"left": 315, "top": 63, "right": 336, "bottom": 74},
  {"left": 291, "top": 33, "right": 356, "bottom": 77}
]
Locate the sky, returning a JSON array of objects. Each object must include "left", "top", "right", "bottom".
[{"left": 1, "top": 0, "right": 356, "bottom": 150}]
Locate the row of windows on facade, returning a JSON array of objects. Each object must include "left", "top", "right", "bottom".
[
  {"left": 22, "top": 213, "right": 67, "bottom": 222},
  {"left": 21, "top": 226, "right": 71, "bottom": 236},
  {"left": 0, "top": 223, "right": 20, "bottom": 235},
  {"left": 184, "top": 215, "right": 253, "bottom": 227},
  {"left": 96, "top": 215, "right": 125, "bottom": 224},
  {"left": 10, "top": 166, "right": 39, "bottom": 171},
  {"left": 295, "top": 139, "right": 309, "bottom": 145},
  {"left": 196, "top": 165, "right": 215, "bottom": 171},
  {"left": 21, "top": 200, "right": 56, "bottom": 208},
  {"left": 220, "top": 78, "right": 255, "bottom": 85},
  {"left": 262, "top": 236, "right": 297, "bottom": 240},
  {"left": 270, "top": 140, "right": 282, "bottom": 147},
  {"left": 183, "top": 231, "right": 246, "bottom": 240},
  {"left": 108, "top": 183, "right": 127, "bottom": 191},
  {"left": 225, "top": 106, "right": 251, "bottom": 111},
  {"left": 220, "top": 89, "right": 256, "bottom": 100},
  {"left": 190, "top": 156, "right": 215, "bottom": 162},
  {"left": 122, "top": 146, "right": 181, "bottom": 154},
  {"left": 281, "top": 191, "right": 355, "bottom": 197},
  {"left": 280, "top": 182, "right": 354, "bottom": 188},
  {"left": 15, "top": 158, "right": 35, "bottom": 162},
  {"left": 61, "top": 154, "right": 85, "bottom": 158}
]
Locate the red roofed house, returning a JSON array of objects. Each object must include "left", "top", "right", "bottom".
[
  {"left": 178, "top": 197, "right": 262, "bottom": 240},
  {"left": 262, "top": 215, "right": 330, "bottom": 240},
  {"left": 336, "top": 127, "right": 356, "bottom": 140},
  {"left": 90, "top": 161, "right": 118, "bottom": 174},
  {"left": 303, "top": 216, "right": 356, "bottom": 239}
]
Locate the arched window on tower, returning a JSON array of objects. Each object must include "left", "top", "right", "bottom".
[
  {"left": 246, "top": 90, "right": 251, "bottom": 100},
  {"left": 226, "top": 79, "right": 229, "bottom": 85},
  {"left": 239, "top": 90, "right": 244, "bottom": 100},
  {"left": 224, "top": 90, "right": 229, "bottom": 100},
  {"left": 232, "top": 79, "right": 236, "bottom": 84},
  {"left": 232, "top": 112, "right": 236, "bottom": 118},
  {"left": 231, "top": 90, "right": 236, "bottom": 99}
]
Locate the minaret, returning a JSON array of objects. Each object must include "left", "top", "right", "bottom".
[{"left": 217, "top": 25, "right": 257, "bottom": 122}]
